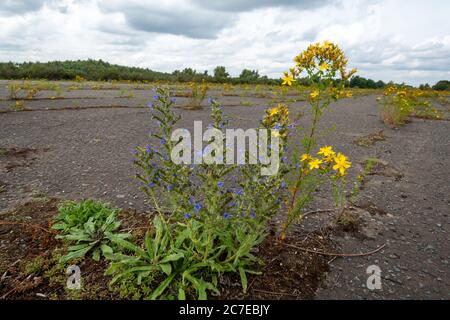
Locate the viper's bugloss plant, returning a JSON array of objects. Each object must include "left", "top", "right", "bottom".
[{"left": 107, "top": 88, "right": 283, "bottom": 300}]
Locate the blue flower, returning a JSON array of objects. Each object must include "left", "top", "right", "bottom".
[
  {"left": 288, "top": 124, "right": 295, "bottom": 129},
  {"left": 223, "top": 212, "right": 230, "bottom": 219},
  {"left": 281, "top": 182, "right": 286, "bottom": 189},
  {"left": 167, "top": 185, "right": 174, "bottom": 191},
  {"left": 207, "top": 97, "right": 213, "bottom": 104},
  {"left": 234, "top": 188, "right": 244, "bottom": 196},
  {"left": 184, "top": 213, "right": 191, "bottom": 219},
  {"left": 194, "top": 203, "right": 202, "bottom": 212},
  {"left": 146, "top": 145, "right": 152, "bottom": 154},
  {"left": 250, "top": 210, "right": 256, "bottom": 219},
  {"left": 148, "top": 102, "right": 154, "bottom": 109},
  {"left": 188, "top": 196, "right": 195, "bottom": 205},
  {"left": 148, "top": 182, "right": 155, "bottom": 188},
  {"left": 274, "top": 123, "right": 281, "bottom": 130},
  {"left": 217, "top": 181, "right": 224, "bottom": 188},
  {"left": 153, "top": 94, "right": 159, "bottom": 100},
  {"left": 160, "top": 138, "right": 167, "bottom": 145},
  {"left": 170, "top": 97, "right": 177, "bottom": 103}
]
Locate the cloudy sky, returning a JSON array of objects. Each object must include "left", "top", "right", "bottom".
[{"left": 0, "top": 0, "right": 449, "bottom": 85}]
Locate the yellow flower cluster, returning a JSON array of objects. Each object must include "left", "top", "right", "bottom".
[
  {"left": 300, "top": 146, "right": 351, "bottom": 177},
  {"left": 263, "top": 103, "right": 289, "bottom": 125},
  {"left": 290, "top": 41, "right": 357, "bottom": 81}
]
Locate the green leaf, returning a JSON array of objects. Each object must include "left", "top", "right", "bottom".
[
  {"left": 239, "top": 267, "right": 248, "bottom": 294},
  {"left": 160, "top": 263, "right": 172, "bottom": 276},
  {"left": 106, "top": 233, "right": 146, "bottom": 256},
  {"left": 144, "top": 233, "right": 154, "bottom": 257},
  {"left": 51, "top": 223, "right": 67, "bottom": 231},
  {"left": 150, "top": 273, "right": 176, "bottom": 300},
  {"left": 92, "top": 248, "right": 101, "bottom": 261},
  {"left": 84, "top": 219, "right": 96, "bottom": 234},
  {"left": 178, "top": 288, "right": 186, "bottom": 300},
  {"left": 68, "top": 243, "right": 90, "bottom": 251},
  {"left": 60, "top": 245, "right": 92, "bottom": 263},
  {"left": 160, "top": 253, "right": 184, "bottom": 264},
  {"left": 58, "top": 232, "right": 91, "bottom": 242},
  {"left": 100, "top": 244, "right": 113, "bottom": 255}
]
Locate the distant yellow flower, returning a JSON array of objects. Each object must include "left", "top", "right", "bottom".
[
  {"left": 282, "top": 73, "right": 296, "bottom": 86},
  {"left": 308, "top": 158, "right": 323, "bottom": 170},
  {"left": 310, "top": 89, "right": 320, "bottom": 100},
  {"left": 333, "top": 153, "right": 351, "bottom": 176},
  {"left": 268, "top": 107, "right": 279, "bottom": 117},
  {"left": 317, "top": 146, "right": 335, "bottom": 158},
  {"left": 300, "top": 154, "right": 312, "bottom": 162}
]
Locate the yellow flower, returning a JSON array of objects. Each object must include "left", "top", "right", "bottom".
[
  {"left": 300, "top": 154, "right": 312, "bottom": 162},
  {"left": 319, "top": 62, "right": 330, "bottom": 71},
  {"left": 271, "top": 130, "right": 281, "bottom": 138},
  {"left": 333, "top": 153, "right": 351, "bottom": 176},
  {"left": 308, "top": 158, "right": 323, "bottom": 170},
  {"left": 282, "top": 73, "right": 296, "bottom": 86},
  {"left": 309, "top": 89, "right": 320, "bottom": 100},
  {"left": 268, "top": 107, "right": 279, "bottom": 117},
  {"left": 317, "top": 146, "right": 335, "bottom": 158}
]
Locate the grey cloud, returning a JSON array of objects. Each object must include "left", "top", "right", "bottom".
[
  {"left": 124, "top": 8, "right": 232, "bottom": 39},
  {"left": 0, "top": 0, "right": 46, "bottom": 15},
  {"left": 99, "top": 2, "right": 234, "bottom": 39},
  {"left": 99, "top": 0, "right": 333, "bottom": 39},
  {"left": 192, "top": 0, "right": 332, "bottom": 12}
]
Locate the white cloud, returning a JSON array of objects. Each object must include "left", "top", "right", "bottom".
[{"left": 0, "top": 0, "right": 449, "bottom": 85}]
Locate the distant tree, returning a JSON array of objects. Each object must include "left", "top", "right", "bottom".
[
  {"left": 349, "top": 76, "right": 386, "bottom": 89},
  {"left": 213, "top": 66, "right": 229, "bottom": 82},
  {"left": 419, "top": 83, "right": 431, "bottom": 90},
  {"left": 432, "top": 80, "right": 450, "bottom": 91},
  {"left": 238, "top": 69, "right": 260, "bottom": 83}
]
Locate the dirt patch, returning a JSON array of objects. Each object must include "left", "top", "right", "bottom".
[
  {"left": 219, "top": 229, "right": 336, "bottom": 300},
  {"left": 0, "top": 198, "right": 336, "bottom": 300},
  {"left": 354, "top": 130, "right": 386, "bottom": 147},
  {"left": 0, "top": 147, "right": 46, "bottom": 173},
  {"left": 361, "top": 158, "right": 404, "bottom": 181},
  {"left": 354, "top": 199, "right": 388, "bottom": 216}
]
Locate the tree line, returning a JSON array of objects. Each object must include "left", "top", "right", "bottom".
[{"left": 0, "top": 60, "right": 448, "bottom": 90}]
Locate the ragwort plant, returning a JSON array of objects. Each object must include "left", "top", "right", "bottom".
[
  {"left": 186, "top": 80, "right": 208, "bottom": 109},
  {"left": 379, "top": 85, "right": 441, "bottom": 127},
  {"left": 279, "top": 41, "right": 356, "bottom": 239}
]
